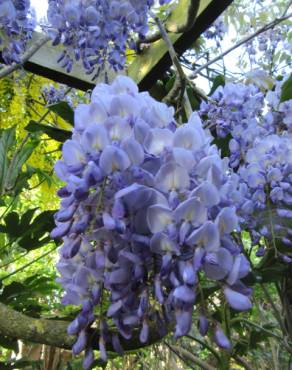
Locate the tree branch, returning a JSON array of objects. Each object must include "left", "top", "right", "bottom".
[
  {"left": 232, "top": 355, "right": 254, "bottom": 370},
  {"left": 137, "top": 0, "right": 200, "bottom": 49},
  {"left": 0, "top": 302, "right": 168, "bottom": 353},
  {"left": 168, "top": 344, "right": 217, "bottom": 370},
  {"left": 190, "top": 12, "right": 292, "bottom": 78},
  {"left": 0, "top": 35, "right": 50, "bottom": 79},
  {"left": 152, "top": 13, "right": 187, "bottom": 108}
]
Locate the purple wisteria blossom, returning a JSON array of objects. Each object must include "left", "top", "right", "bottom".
[
  {"left": 204, "top": 17, "right": 227, "bottom": 47},
  {"left": 0, "top": 0, "right": 35, "bottom": 64},
  {"left": 200, "top": 74, "right": 292, "bottom": 259},
  {"left": 46, "top": 0, "right": 170, "bottom": 74},
  {"left": 53, "top": 76, "right": 251, "bottom": 368}
]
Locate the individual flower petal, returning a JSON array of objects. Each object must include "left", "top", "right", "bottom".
[
  {"left": 147, "top": 205, "right": 172, "bottom": 233},
  {"left": 203, "top": 248, "right": 233, "bottom": 280},
  {"left": 139, "top": 320, "right": 149, "bottom": 343},
  {"left": 174, "top": 309, "right": 192, "bottom": 337},
  {"left": 214, "top": 326, "right": 231, "bottom": 350},
  {"left": 121, "top": 138, "right": 144, "bottom": 165},
  {"left": 116, "top": 184, "right": 167, "bottom": 212},
  {"left": 112, "top": 334, "right": 124, "bottom": 355},
  {"left": 105, "top": 115, "right": 132, "bottom": 141},
  {"left": 174, "top": 198, "right": 207, "bottom": 226},
  {"left": 83, "top": 347, "right": 95, "bottom": 370},
  {"left": 215, "top": 207, "right": 238, "bottom": 234},
  {"left": 173, "top": 285, "right": 196, "bottom": 304},
  {"left": 144, "top": 128, "right": 173, "bottom": 155},
  {"left": 155, "top": 162, "right": 190, "bottom": 192},
  {"left": 186, "top": 222, "right": 220, "bottom": 252},
  {"left": 72, "top": 330, "right": 87, "bottom": 355},
  {"left": 173, "top": 122, "right": 205, "bottom": 151},
  {"left": 150, "top": 233, "right": 180, "bottom": 255},
  {"left": 198, "top": 315, "right": 209, "bottom": 336},
  {"left": 191, "top": 181, "right": 220, "bottom": 207},
  {"left": 224, "top": 286, "right": 252, "bottom": 311},
  {"left": 51, "top": 221, "right": 71, "bottom": 239},
  {"left": 227, "top": 254, "right": 250, "bottom": 285},
  {"left": 107, "top": 300, "right": 123, "bottom": 317},
  {"left": 111, "top": 75, "right": 139, "bottom": 95},
  {"left": 81, "top": 123, "right": 109, "bottom": 153},
  {"left": 99, "top": 145, "right": 131, "bottom": 174},
  {"left": 172, "top": 147, "right": 196, "bottom": 171},
  {"left": 179, "top": 260, "right": 197, "bottom": 285},
  {"left": 62, "top": 140, "right": 86, "bottom": 167}
]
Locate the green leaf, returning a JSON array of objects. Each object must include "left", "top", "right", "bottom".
[
  {"left": 0, "top": 127, "right": 16, "bottom": 196},
  {"left": 259, "top": 264, "right": 288, "bottom": 283},
  {"left": 18, "top": 211, "right": 55, "bottom": 251},
  {"left": 280, "top": 73, "right": 292, "bottom": 103},
  {"left": 209, "top": 74, "right": 225, "bottom": 96},
  {"left": 0, "top": 127, "right": 38, "bottom": 196},
  {"left": 186, "top": 86, "right": 201, "bottom": 110},
  {"left": 18, "top": 208, "right": 38, "bottom": 233},
  {"left": 25, "top": 121, "right": 71, "bottom": 142},
  {"left": 47, "top": 101, "right": 74, "bottom": 125},
  {"left": 4, "top": 212, "right": 20, "bottom": 237},
  {"left": 34, "top": 168, "right": 54, "bottom": 187},
  {"left": 212, "top": 133, "right": 232, "bottom": 158},
  {"left": 0, "top": 282, "right": 28, "bottom": 304},
  {"left": 0, "top": 209, "right": 55, "bottom": 250},
  {"left": 249, "top": 323, "right": 277, "bottom": 347},
  {"left": 5, "top": 142, "right": 38, "bottom": 192}
]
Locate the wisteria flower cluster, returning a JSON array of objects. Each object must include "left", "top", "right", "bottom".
[
  {"left": 46, "top": 0, "right": 170, "bottom": 75},
  {"left": 0, "top": 0, "right": 35, "bottom": 64},
  {"left": 41, "top": 83, "right": 75, "bottom": 107},
  {"left": 200, "top": 76, "right": 292, "bottom": 258},
  {"left": 200, "top": 82, "right": 266, "bottom": 168},
  {"left": 204, "top": 17, "right": 227, "bottom": 47},
  {"left": 238, "top": 133, "right": 292, "bottom": 256},
  {"left": 245, "top": 26, "right": 291, "bottom": 66},
  {"left": 52, "top": 76, "right": 251, "bottom": 368}
]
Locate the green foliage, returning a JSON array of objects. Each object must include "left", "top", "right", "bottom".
[
  {"left": 25, "top": 121, "right": 71, "bottom": 143},
  {"left": 0, "top": 274, "right": 58, "bottom": 314},
  {"left": 0, "top": 359, "right": 41, "bottom": 369},
  {"left": 0, "top": 209, "right": 55, "bottom": 252},
  {"left": 0, "top": 127, "right": 38, "bottom": 197},
  {"left": 47, "top": 102, "right": 74, "bottom": 126},
  {"left": 208, "top": 74, "right": 225, "bottom": 96},
  {"left": 280, "top": 73, "right": 292, "bottom": 102}
]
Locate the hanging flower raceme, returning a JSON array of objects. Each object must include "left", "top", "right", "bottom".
[
  {"left": 200, "top": 75, "right": 292, "bottom": 259},
  {"left": 237, "top": 132, "right": 292, "bottom": 257},
  {"left": 46, "top": 0, "right": 170, "bottom": 75},
  {"left": 0, "top": 0, "right": 35, "bottom": 64},
  {"left": 200, "top": 82, "right": 266, "bottom": 168},
  {"left": 52, "top": 76, "right": 251, "bottom": 368},
  {"left": 204, "top": 17, "right": 227, "bottom": 47}
]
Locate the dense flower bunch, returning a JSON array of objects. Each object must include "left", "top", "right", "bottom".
[
  {"left": 266, "top": 77, "right": 292, "bottom": 132},
  {"left": 0, "top": 0, "right": 35, "bottom": 64},
  {"left": 238, "top": 133, "right": 292, "bottom": 256},
  {"left": 200, "top": 76, "right": 292, "bottom": 257},
  {"left": 245, "top": 26, "right": 290, "bottom": 65},
  {"left": 46, "top": 0, "right": 170, "bottom": 74},
  {"left": 204, "top": 17, "right": 227, "bottom": 47},
  {"left": 41, "top": 83, "right": 74, "bottom": 107},
  {"left": 52, "top": 76, "right": 251, "bottom": 368},
  {"left": 200, "top": 82, "right": 266, "bottom": 168}
]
